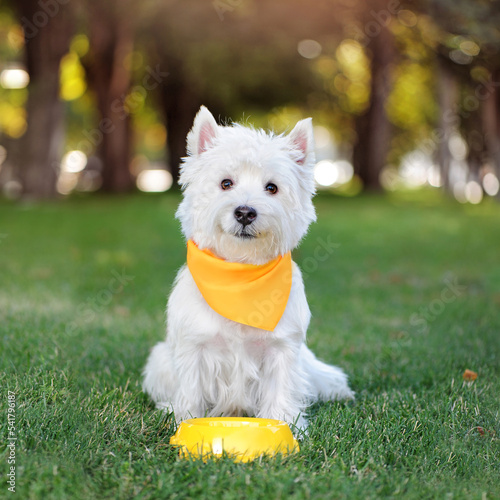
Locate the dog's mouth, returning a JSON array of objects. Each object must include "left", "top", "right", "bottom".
[{"left": 236, "top": 229, "right": 257, "bottom": 239}]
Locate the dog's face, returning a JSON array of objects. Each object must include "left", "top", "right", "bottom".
[{"left": 176, "top": 106, "right": 317, "bottom": 264}]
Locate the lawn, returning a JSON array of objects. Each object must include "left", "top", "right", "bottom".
[{"left": 1, "top": 192, "right": 499, "bottom": 499}]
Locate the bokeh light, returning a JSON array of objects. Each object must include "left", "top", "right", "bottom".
[
  {"left": 57, "top": 173, "right": 79, "bottom": 195},
  {"left": 62, "top": 151, "right": 87, "bottom": 173},
  {"left": 427, "top": 166, "right": 442, "bottom": 187},
  {"left": 0, "top": 68, "right": 29, "bottom": 89},
  {"left": 482, "top": 173, "right": 499, "bottom": 196},
  {"left": 399, "top": 151, "right": 431, "bottom": 188},
  {"left": 448, "top": 134, "right": 468, "bottom": 160},
  {"left": 453, "top": 181, "right": 467, "bottom": 204},
  {"left": 136, "top": 169, "right": 173, "bottom": 192},
  {"left": 314, "top": 160, "right": 354, "bottom": 188},
  {"left": 60, "top": 53, "right": 87, "bottom": 101},
  {"left": 297, "top": 40, "right": 322, "bottom": 59},
  {"left": 465, "top": 181, "right": 483, "bottom": 204},
  {"left": 314, "top": 160, "right": 338, "bottom": 187}
]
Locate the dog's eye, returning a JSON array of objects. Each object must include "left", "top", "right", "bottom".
[
  {"left": 265, "top": 183, "right": 278, "bottom": 194},
  {"left": 221, "top": 179, "right": 233, "bottom": 190}
]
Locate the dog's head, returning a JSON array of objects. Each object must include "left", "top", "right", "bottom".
[{"left": 176, "top": 106, "right": 317, "bottom": 264}]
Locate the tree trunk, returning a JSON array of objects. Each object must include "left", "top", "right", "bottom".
[
  {"left": 352, "top": 2, "right": 396, "bottom": 191},
  {"left": 14, "top": 0, "right": 73, "bottom": 199},
  {"left": 20, "top": 67, "right": 65, "bottom": 199},
  {"left": 436, "top": 57, "right": 459, "bottom": 192},
  {"left": 482, "top": 68, "right": 500, "bottom": 180},
  {"left": 464, "top": 107, "right": 485, "bottom": 181},
  {"left": 159, "top": 58, "right": 204, "bottom": 187},
  {"left": 83, "top": 2, "right": 135, "bottom": 193}
]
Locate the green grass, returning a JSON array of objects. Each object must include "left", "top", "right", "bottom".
[{"left": 1, "top": 192, "right": 499, "bottom": 499}]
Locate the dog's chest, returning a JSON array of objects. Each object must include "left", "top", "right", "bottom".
[{"left": 207, "top": 330, "right": 272, "bottom": 360}]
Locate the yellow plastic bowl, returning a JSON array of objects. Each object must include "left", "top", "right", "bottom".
[{"left": 169, "top": 417, "right": 299, "bottom": 462}]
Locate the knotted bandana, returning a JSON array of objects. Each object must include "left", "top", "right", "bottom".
[{"left": 186, "top": 239, "right": 292, "bottom": 331}]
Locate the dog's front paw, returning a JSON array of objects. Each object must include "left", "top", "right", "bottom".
[
  {"left": 288, "top": 414, "right": 308, "bottom": 437},
  {"left": 257, "top": 407, "right": 308, "bottom": 433},
  {"left": 162, "top": 400, "right": 207, "bottom": 424},
  {"left": 155, "top": 401, "right": 175, "bottom": 414}
]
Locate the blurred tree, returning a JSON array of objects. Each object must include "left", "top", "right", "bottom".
[
  {"left": 143, "top": 0, "right": 344, "bottom": 184},
  {"left": 350, "top": 0, "right": 397, "bottom": 191},
  {"left": 5, "top": 0, "right": 498, "bottom": 199},
  {"left": 151, "top": 46, "right": 206, "bottom": 187},
  {"left": 139, "top": 0, "right": 220, "bottom": 185},
  {"left": 11, "top": 0, "right": 73, "bottom": 199},
  {"left": 385, "top": 12, "right": 438, "bottom": 168},
  {"left": 81, "top": 0, "right": 136, "bottom": 192},
  {"left": 420, "top": 0, "right": 500, "bottom": 190},
  {"left": 482, "top": 67, "right": 500, "bottom": 182},
  {"left": 435, "top": 56, "right": 459, "bottom": 190}
]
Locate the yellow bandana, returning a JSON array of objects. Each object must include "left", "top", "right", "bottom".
[{"left": 186, "top": 240, "right": 292, "bottom": 331}]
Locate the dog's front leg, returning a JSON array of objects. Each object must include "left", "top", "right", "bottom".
[
  {"left": 169, "top": 343, "right": 211, "bottom": 422},
  {"left": 256, "top": 341, "right": 309, "bottom": 430}
]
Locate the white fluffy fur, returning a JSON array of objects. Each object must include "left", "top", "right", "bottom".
[{"left": 142, "top": 106, "right": 354, "bottom": 430}]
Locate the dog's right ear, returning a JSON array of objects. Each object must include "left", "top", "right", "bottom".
[
  {"left": 186, "top": 106, "right": 219, "bottom": 156},
  {"left": 288, "top": 117, "right": 314, "bottom": 167}
]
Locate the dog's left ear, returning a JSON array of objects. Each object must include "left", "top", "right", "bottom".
[
  {"left": 187, "top": 106, "right": 219, "bottom": 156},
  {"left": 288, "top": 118, "right": 314, "bottom": 166}
]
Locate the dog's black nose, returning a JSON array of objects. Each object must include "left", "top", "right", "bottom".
[{"left": 234, "top": 205, "right": 257, "bottom": 226}]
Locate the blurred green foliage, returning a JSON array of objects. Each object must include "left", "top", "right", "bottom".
[{"left": 1, "top": 0, "right": 500, "bottom": 193}]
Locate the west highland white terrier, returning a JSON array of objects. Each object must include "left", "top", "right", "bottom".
[{"left": 142, "top": 106, "right": 354, "bottom": 430}]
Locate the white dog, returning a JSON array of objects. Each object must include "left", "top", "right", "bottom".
[{"left": 143, "top": 106, "right": 354, "bottom": 430}]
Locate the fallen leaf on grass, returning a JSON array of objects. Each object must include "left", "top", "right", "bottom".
[
  {"left": 389, "top": 274, "right": 403, "bottom": 284},
  {"left": 476, "top": 427, "right": 495, "bottom": 437},
  {"left": 463, "top": 369, "right": 478, "bottom": 381},
  {"left": 114, "top": 306, "right": 130, "bottom": 317}
]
